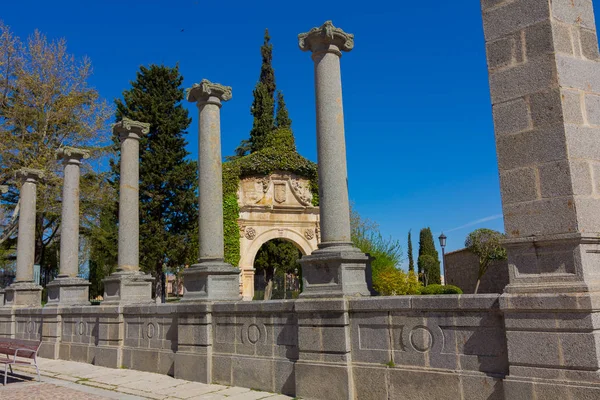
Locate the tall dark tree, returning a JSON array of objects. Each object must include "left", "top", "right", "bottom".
[
  {"left": 249, "top": 29, "right": 276, "bottom": 153},
  {"left": 407, "top": 230, "right": 414, "bottom": 272},
  {"left": 114, "top": 64, "right": 198, "bottom": 301},
  {"left": 275, "top": 90, "right": 291, "bottom": 129},
  {"left": 417, "top": 227, "right": 441, "bottom": 285}
]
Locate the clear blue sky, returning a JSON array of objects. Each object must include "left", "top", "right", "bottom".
[{"left": 3, "top": 0, "right": 553, "bottom": 269}]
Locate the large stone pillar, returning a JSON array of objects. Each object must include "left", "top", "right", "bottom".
[
  {"left": 103, "top": 118, "right": 154, "bottom": 304},
  {"left": 482, "top": 0, "right": 600, "bottom": 397},
  {"left": 181, "top": 80, "right": 239, "bottom": 301},
  {"left": 5, "top": 168, "right": 44, "bottom": 307},
  {"left": 0, "top": 185, "right": 8, "bottom": 306},
  {"left": 46, "top": 147, "right": 91, "bottom": 306},
  {"left": 297, "top": 21, "right": 370, "bottom": 298}
]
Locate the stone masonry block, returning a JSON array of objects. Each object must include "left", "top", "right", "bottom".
[
  {"left": 556, "top": 54, "right": 600, "bottom": 92},
  {"left": 561, "top": 89, "right": 584, "bottom": 124},
  {"left": 486, "top": 34, "right": 523, "bottom": 70},
  {"left": 492, "top": 98, "right": 531, "bottom": 135},
  {"left": 496, "top": 126, "right": 567, "bottom": 171},
  {"left": 538, "top": 161, "right": 576, "bottom": 198},
  {"left": 295, "top": 362, "right": 349, "bottom": 400},
  {"left": 503, "top": 197, "right": 578, "bottom": 237},
  {"left": 551, "top": 0, "right": 596, "bottom": 30},
  {"left": 482, "top": 0, "right": 551, "bottom": 41},
  {"left": 524, "top": 21, "right": 558, "bottom": 58},
  {"left": 585, "top": 94, "right": 600, "bottom": 125},
  {"left": 553, "top": 22, "right": 575, "bottom": 55},
  {"left": 580, "top": 28, "right": 600, "bottom": 60},
  {"left": 575, "top": 197, "right": 600, "bottom": 233},
  {"left": 594, "top": 163, "right": 600, "bottom": 194},
  {"left": 529, "top": 89, "right": 565, "bottom": 128},
  {"left": 489, "top": 55, "right": 558, "bottom": 103},
  {"left": 499, "top": 167, "right": 538, "bottom": 204},
  {"left": 565, "top": 125, "right": 600, "bottom": 161}
]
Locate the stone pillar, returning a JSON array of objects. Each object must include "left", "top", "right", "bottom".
[
  {"left": 482, "top": 0, "right": 600, "bottom": 397},
  {"left": 46, "top": 147, "right": 91, "bottom": 306},
  {"left": 102, "top": 118, "right": 154, "bottom": 304},
  {"left": 5, "top": 168, "right": 44, "bottom": 307},
  {"left": 0, "top": 185, "right": 7, "bottom": 306},
  {"left": 297, "top": 21, "right": 370, "bottom": 298},
  {"left": 182, "top": 80, "right": 239, "bottom": 301}
]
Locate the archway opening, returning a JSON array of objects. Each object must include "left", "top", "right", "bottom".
[{"left": 252, "top": 238, "right": 302, "bottom": 300}]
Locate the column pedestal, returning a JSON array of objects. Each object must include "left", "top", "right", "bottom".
[
  {"left": 181, "top": 261, "right": 239, "bottom": 302},
  {"left": 4, "top": 282, "right": 42, "bottom": 307},
  {"left": 102, "top": 272, "right": 155, "bottom": 305},
  {"left": 46, "top": 277, "right": 90, "bottom": 306}
]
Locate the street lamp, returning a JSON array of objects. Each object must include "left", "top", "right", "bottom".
[{"left": 438, "top": 233, "right": 447, "bottom": 285}]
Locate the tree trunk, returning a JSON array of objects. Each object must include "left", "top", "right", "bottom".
[
  {"left": 155, "top": 262, "right": 164, "bottom": 303},
  {"left": 263, "top": 267, "right": 276, "bottom": 300},
  {"left": 474, "top": 279, "right": 481, "bottom": 294}
]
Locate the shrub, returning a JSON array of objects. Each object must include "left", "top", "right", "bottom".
[
  {"left": 373, "top": 268, "right": 422, "bottom": 296},
  {"left": 420, "top": 284, "right": 463, "bottom": 295}
]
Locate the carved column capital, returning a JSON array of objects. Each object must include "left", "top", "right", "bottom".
[
  {"left": 186, "top": 79, "right": 232, "bottom": 107},
  {"left": 299, "top": 20, "right": 354, "bottom": 56},
  {"left": 15, "top": 168, "right": 45, "bottom": 183},
  {"left": 56, "top": 146, "right": 90, "bottom": 165},
  {"left": 113, "top": 117, "right": 150, "bottom": 141}
]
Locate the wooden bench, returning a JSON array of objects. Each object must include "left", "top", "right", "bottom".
[{"left": 0, "top": 338, "right": 41, "bottom": 385}]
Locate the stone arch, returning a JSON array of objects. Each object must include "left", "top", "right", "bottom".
[{"left": 237, "top": 172, "right": 319, "bottom": 300}]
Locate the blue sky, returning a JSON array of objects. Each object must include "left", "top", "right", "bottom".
[{"left": 2, "top": 0, "right": 526, "bottom": 269}]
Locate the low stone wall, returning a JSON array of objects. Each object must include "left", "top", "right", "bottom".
[
  {"left": 445, "top": 248, "right": 509, "bottom": 294},
  {"left": 1, "top": 295, "right": 599, "bottom": 399}
]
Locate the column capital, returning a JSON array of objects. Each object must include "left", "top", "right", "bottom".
[
  {"left": 299, "top": 20, "right": 354, "bottom": 56},
  {"left": 113, "top": 118, "right": 150, "bottom": 141},
  {"left": 15, "top": 168, "right": 44, "bottom": 183},
  {"left": 186, "top": 79, "right": 232, "bottom": 107},
  {"left": 56, "top": 146, "right": 90, "bottom": 165},
  {"left": 0, "top": 185, "right": 7, "bottom": 194}
]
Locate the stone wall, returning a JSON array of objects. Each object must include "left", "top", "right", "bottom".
[
  {"left": 445, "top": 248, "right": 509, "bottom": 294},
  {"left": 0, "top": 296, "right": 511, "bottom": 400}
]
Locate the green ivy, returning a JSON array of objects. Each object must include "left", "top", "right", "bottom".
[{"left": 222, "top": 128, "right": 318, "bottom": 266}]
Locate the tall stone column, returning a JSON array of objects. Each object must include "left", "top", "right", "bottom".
[
  {"left": 0, "top": 185, "right": 8, "bottom": 305},
  {"left": 5, "top": 168, "right": 44, "bottom": 307},
  {"left": 46, "top": 147, "right": 91, "bottom": 306},
  {"left": 103, "top": 118, "right": 154, "bottom": 304},
  {"left": 297, "top": 21, "right": 370, "bottom": 297},
  {"left": 182, "top": 79, "right": 239, "bottom": 301},
  {"left": 482, "top": 0, "right": 600, "bottom": 397}
]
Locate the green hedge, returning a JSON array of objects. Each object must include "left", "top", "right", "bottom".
[{"left": 419, "top": 284, "right": 463, "bottom": 295}]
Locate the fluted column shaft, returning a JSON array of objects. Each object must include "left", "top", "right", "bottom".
[{"left": 197, "top": 97, "right": 225, "bottom": 261}]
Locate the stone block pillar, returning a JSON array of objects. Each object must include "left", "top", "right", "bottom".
[
  {"left": 5, "top": 168, "right": 44, "bottom": 307},
  {"left": 297, "top": 21, "right": 370, "bottom": 298},
  {"left": 482, "top": 0, "right": 600, "bottom": 396},
  {"left": 47, "top": 147, "right": 91, "bottom": 306},
  {"left": 0, "top": 186, "right": 7, "bottom": 306},
  {"left": 182, "top": 80, "right": 240, "bottom": 302},
  {"left": 103, "top": 118, "right": 154, "bottom": 304}
]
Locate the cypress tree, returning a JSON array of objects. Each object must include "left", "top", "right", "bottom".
[
  {"left": 407, "top": 230, "right": 414, "bottom": 272},
  {"left": 417, "top": 227, "right": 441, "bottom": 284},
  {"left": 249, "top": 29, "right": 276, "bottom": 152},
  {"left": 114, "top": 64, "right": 198, "bottom": 301},
  {"left": 275, "top": 90, "right": 291, "bottom": 129}
]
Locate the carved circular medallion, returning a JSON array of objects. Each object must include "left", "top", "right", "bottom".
[
  {"left": 26, "top": 321, "right": 35, "bottom": 334},
  {"left": 304, "top": 228, "right": 315, "bottom": 240},
  {"left": 147, "top": 323, "right": 156, "bottom": 339},
  {"left": 247, "top": 324, "right": 261, "bottom": 344},
  {"left": 410, "top": 326, "right": 434, "bottom": 352},
  {"left": 78, "top": 321, "right": 86, "bottom": 336},
  {"left": 245, "top": 227, "right": 256, "bottom": 240}
]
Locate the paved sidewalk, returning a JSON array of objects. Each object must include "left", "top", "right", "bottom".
[{"left": 0, "top": 357, "right": 293, "bottom": 400}]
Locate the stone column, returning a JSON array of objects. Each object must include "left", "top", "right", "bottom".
[
  {"left": 102, "top": 118, "right": 154, "bottom": 304},
  {"left": 297, "top": 21, "right": 370, "bottom": 297},
  {"left": 482, "top": 0, "right": 600, "bottom": 397},
  {"left": 0, "top": 185, "right": 7, "bottom": 305},
  {"left": 46, "top": 147, "right": 91, "bottom": 306},
  {"left": 5, "top": 168, "right": 44, "bottom": 307},
  {"left": 181, "top": 79, "right": 239, "bottom": 301}
]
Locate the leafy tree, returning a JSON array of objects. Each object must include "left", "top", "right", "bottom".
[
  {"left": 465, "top": 228, "right": 507, "bottom": 294},
  {"left": 0, "top": 22, "right": 112, "bottom": 281},
  {"left": 112, "top": 64, "right": 198, "bottom": 301},
  {"left": 407, "top": 230, "right": 414, "bottom": 272},
  {"left": 417, "top": 228, "right": 441, "bottom": 285},
  {"left": 275, "top": 91, "right": 291, "bottom": 129},
  {"left": 254, "top": 239, "right": 300, "bottom": 300}
]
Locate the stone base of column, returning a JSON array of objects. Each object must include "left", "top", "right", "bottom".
[
  {"left": 241, "top": 267, "right": 255, "bottom": 301},
  {"left": 298, "top": 243, "right": 371, "bottom": 298},
  {"left": 46, "top": 276, "right": 90, "bottom": 306},
  {"left": 0, "top": 289, "right": 5, "bottom": 307},
  {"left": 503, "top": 233, "right": 600, "bottom": 294},
  {"left": 102, "top": 272, "right": 154, "bottom": 305},
  {"left": 3, "top": 282, "right": 42, "bottom": 307},
  {"left": 181, "top": 260, "right": 241, "bottom": 302}
]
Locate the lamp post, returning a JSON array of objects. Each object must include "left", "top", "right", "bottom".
[{"left": 438, "top": 233, "right": 447, "bottom": 285}]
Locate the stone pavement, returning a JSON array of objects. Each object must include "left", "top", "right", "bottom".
[{"left": 0, "top": 357, "right": 293, "bottom": 400}]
